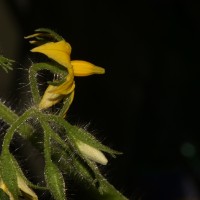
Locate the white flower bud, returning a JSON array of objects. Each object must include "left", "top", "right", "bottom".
[{"left": 77, "top": 140, "right": 108, "bottom": 165}]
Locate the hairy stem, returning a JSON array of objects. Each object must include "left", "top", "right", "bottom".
[
  {"left": 37, "top": 112, "right": 52, "bottom": 161},
  {"left": 0, "top": 101, "right": 33, "bottom": 138},
  {"left": 29, "top": 62, "right": 66, "bottom": 105},
  {"left": 2, "top": 108, "right": 35, "bottom": 153}
]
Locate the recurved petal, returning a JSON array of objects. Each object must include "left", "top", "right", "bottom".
[
  {"left": 0, "top": 176, "right": 38, "bottom": 200},
  {"left": 0, "top": 178, "right": 14, "bottom": 200},
  {"left": 17, "top": 176, "right": 38, "bottom": 200},
  {"left": 31, "top": 40, "right": 72, "bottom": 68},
  {"left": 71, "top": 60, "right": 105, "bottom": 76},
  {"left": 50, "top": 81, "right": 75, "bottom": 95},
  {"left": 39, "top": 85, "right": 65, "bottom": 110},
  {"left": 49, "top": 71, "right": 75, "bottom": 95}
]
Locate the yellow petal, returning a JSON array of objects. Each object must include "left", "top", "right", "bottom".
[
  {"left": 17, "top": 176, "right": 38, "bottom": 200},
  {"left": 39, "top": 85, "right": 65, "bottom": 109},
  {"left": 39, "top": 79, "right": 75, "bottom": 109},
  {"left": 71, "top": 60, "right": 105, "bottom": 76},
  {"left": 31, "top": 40, "right": 72, "bottom": 68},
  {"left": 0, "top": 176, "right": 38, "bottom": 200},
  {"left": 0, "top": 179, "right": 14, "bottom": 200},
  {"left": 49, "top": 72, "right": 75, "bottom": 95},
  {"left": 76, "top": 140, "right": 108, "bottom": 165},
  {"left": 50, "top": 81, "right": 75, "bottom": 95}
]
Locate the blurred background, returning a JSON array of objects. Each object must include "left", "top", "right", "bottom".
[{"left": 1, "top": 0, "right": 200, "bottom": 199}]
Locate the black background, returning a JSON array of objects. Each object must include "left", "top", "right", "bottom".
[{"left": 1, "top": 0, "right": 200, "bottom": 199}]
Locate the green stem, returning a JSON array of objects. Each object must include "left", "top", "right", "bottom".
[
  {"left": 37, "top": 111, "right": 75, "bottom": 163},
  {"left": 0, "top": 101, "right": 34, "bottom": 138},
  {"left": 44, "top": 114, "right": 77, "bottom": 151},
  {"left": 46, "top": 114, "right": 72, "bottom": 131},
  {"left": 0, "top": 101, "right": 18, "bottom": 123},
  {"left": 29, "top": 62, "right": 66, "bottom": 105},
  {"left": 36, "top": 111, "right": 52, "bottom": 161},
  {"left": 2, "top": 108, "right": 35, "bottom": 154},
  {"left": 29, "top": 64, "right": 41, "bottom": 104}
]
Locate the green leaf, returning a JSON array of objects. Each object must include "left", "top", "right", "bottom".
[{"left": 45, "top": 161, "right": 66, "bottom": 200}]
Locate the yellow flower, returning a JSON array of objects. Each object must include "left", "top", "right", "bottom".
[
  {"left": 28, "top": 39, "right": 105, "bottom": 113},
  {"left": 0, "top": 175, "right": 38, "bottom": 200}
]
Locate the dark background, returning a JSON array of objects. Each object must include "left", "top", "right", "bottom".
[{"left": 1, "top": 0, "right": 200, "bottom": 199}]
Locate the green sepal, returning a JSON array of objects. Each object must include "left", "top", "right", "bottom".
[
  {"left": 88, "top": 178, "right": 129, "bottom": 200},
  {"left": 25, "top": 28, "right": 63, "bottom": 47},
  {"left": 47, "top": 77, "right": 66, "bottom": 86},
  {"left": 45, "top": 161, "right": 66, "bottom": 200},
  {"left": 52, "top": 144, "right": 95, "bottom": 184},
  {"left": 43, "top": 120, "right": 95, "bottom": 185},
  {"left": 69, "top": 126, "right": 122, "bottom": 157},
  {"left": 0, "top": 55, "right": 14, "bottom": 73},
  {"left": 0, "top": 189, "right": 9, "bottom": 200},
  {"left": 10, "top": 155, "right": 47, "bottom": 190},
  {"left": 0, "top": 152, "right": 19, "bottom": 200},
  {"left": 58, "top": 93, "right": 74, "bottom": 117},
  {"left": 35, "top": 28, "right": 64, "bottom": 42},
  {"left": 82, "top": 159, "right": 128, "bottom": 200},
  {"left": 30, "top": 62, "right": 67, "bottom": 77},
  {"left": 46, "top": 115, "right": 121, "bottom": 157}
]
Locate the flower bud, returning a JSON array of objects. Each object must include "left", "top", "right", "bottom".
[{"left": 76, "top": 140, "right": 108, "bottom": 165}]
